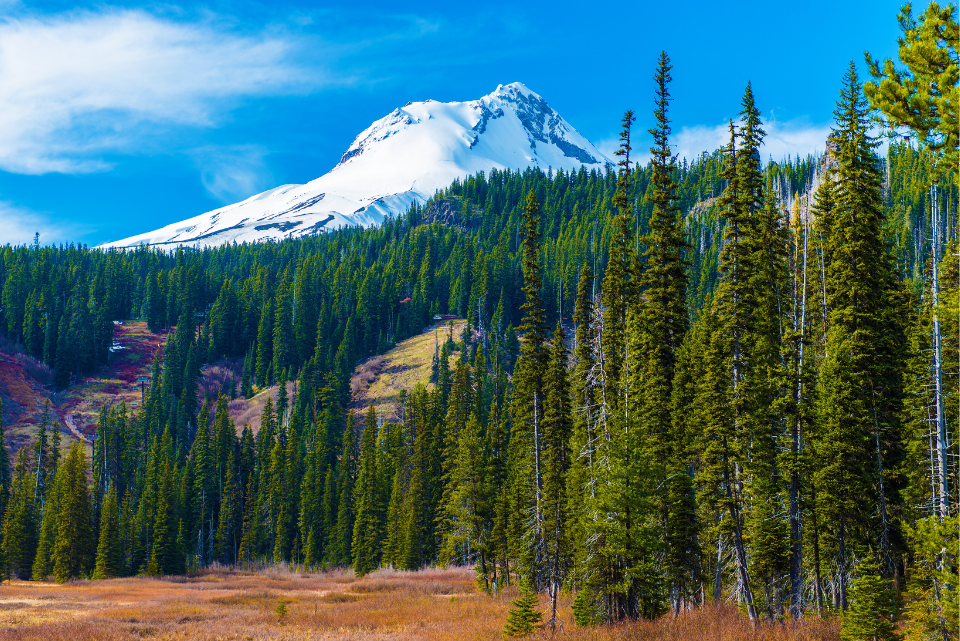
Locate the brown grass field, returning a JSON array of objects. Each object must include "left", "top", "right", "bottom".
[{"left": 0, "top": 566, "right": 840, "bottom": 640}]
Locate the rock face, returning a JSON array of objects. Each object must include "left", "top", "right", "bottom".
[
  {"left": 419, "top": 197, "right": 479, "bottom": 230},
  {"left": 99, "top": 82, "right": 612, "bottom": 249}
]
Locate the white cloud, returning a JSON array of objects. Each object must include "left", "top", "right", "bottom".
[
  {"left": 672, "top": 117, "right": 833, "bottom": 166},
  {"left": 0, "top": 9, "right": 319, "bottom": 174},
  {"left": 193, "top": 145, "right": 275, "bottom": 204},
  {"left": 596, "top": 136, "right": 620, "bottom": 163},
  {"left": 0, "top": 201, "right": 88, "bottom": 246}
]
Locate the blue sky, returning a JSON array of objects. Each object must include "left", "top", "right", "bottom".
[{"left": 0, "top": 0, "right": 906, "bottom": 246}]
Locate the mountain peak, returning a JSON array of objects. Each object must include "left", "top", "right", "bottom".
[
  {"left": 491, "top": 82, "right": 540, "bottom": 99},
  {"left": 100, "top": 84, "right": 611, "bottom": 249}
]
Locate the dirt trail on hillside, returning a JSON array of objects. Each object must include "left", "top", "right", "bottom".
[{"left": 63, "top": 414, "right": 89, "bottom": 443}]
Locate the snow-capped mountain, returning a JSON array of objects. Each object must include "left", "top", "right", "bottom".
[{"left": 99, "top": 83, "right": 613, "bottom": 249}]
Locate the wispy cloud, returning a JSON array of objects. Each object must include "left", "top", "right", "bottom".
[
  {"left": 673, "top": 117, "right": 833, "bottom": 165},
  {"left": 192, "top": 145, "right": 275, "bottom": 204},
  {"left": 0, "top": 9, "right": 321, "bottom": 174},
  {"left": 594, "top": 116, "right": 832, "bottom": 170},
  {"left": 0, "top": 201, "right": 88, "bottom": 246}
]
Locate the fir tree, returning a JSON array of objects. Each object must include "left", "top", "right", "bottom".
[
  {"left": 439, "top": 413, "right": 491, "bottom": 579},
  {"left": 814, "top": 64, "right": 904, "bottom": 608},
  {"left": 332, "top": 412, "right": 357, "bottom": 566},
  {"left": 352, "top": 406, "right": 381, "bottom": 576},
  {"left": 541, "top": 324, "right": 572, "bottom": 629},
  {"left": 51, "top": 443, "right": 94, "bottom": 582},
  {"left": 504, "top": 578, "right": 543, "bottom": 637},
  {"left": 3, "top": 447, "right": 38, "bottom": 579},
  {"left": 699, "top": 105, "right": 759, "bottom": 622},
  {"left": 509, "top": 189, "right": 550, "bottom": 583},
  {"left": 241, "top": 348, "right": 254, "bottom": 398},
  {"left": 92, "top": 486, "right": 124, "bottom": 579}
]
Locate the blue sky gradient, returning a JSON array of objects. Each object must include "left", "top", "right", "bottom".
[{"left": 0, "top": 0, "right": 905, "bottom": 246}]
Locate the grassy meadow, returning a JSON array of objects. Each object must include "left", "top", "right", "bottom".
[{"left": 0, "top": 566, "right": 840, "bottom": 640}]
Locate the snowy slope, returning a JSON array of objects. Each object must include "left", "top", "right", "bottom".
[{"left": 99, "top": 83, "right": 613, "bottom": 249}]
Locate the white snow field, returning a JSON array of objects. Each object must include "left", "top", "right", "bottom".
[{"left": 98, "top": 82, "right": 613, "bottom": 249}]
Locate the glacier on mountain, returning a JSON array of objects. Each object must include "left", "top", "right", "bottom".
[{"left": 99, "top": 82, "right": 613, "bottom": 249}]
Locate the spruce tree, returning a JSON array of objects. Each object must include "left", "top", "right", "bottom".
[
  {"left": 814, "top": 64, "right": 905, "bottom": 608},
  {"left": 3, "top": 447, "right": 38, "bottom": 579},
  {"left": 92, "top": 486, "right": 124, "bottom": 579},
  {"left": 504, "top": 578, "right": 543, "bottom": 638},
  {"left": 352, "top": 407, "right": 380, "bottom": 575},
  {"left": 508, "top": 189, "right": 550, "bottom": 583},
  {"left": 52, "top": 443, "right": 94, "bottom": 582},
  {"left": 541, "top": 324, "right": 572, "bottom": 629},
  {"left": 699, "top": 104, "right": 759, "bottom": 622}
]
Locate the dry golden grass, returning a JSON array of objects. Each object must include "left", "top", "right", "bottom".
[
  {"left": 229, "top": 381, "right": 295, "bottom": 435},
  {"left": 0, "top": 566, "right": 839, "bottom": 641},
  {"left": 350, "top": 320, "right": 465, "bottom": 423}
]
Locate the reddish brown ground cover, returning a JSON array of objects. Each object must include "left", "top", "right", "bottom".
[
  {"left": 0, "top": 322, "right": 165, "bottom": 459},
  {"left": 0, "top": 566, "right": 840, "bottom": 641}
]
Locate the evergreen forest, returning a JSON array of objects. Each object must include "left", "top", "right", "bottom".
[{"left": 0, "top": 3, "right": 957, "bottom": 639}]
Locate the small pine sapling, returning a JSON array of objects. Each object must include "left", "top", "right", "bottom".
[
  {"left": 504, "top": 579, "right": 542, "bottom": 637},
  {"left": 275, "top": 597, "right": 288, "bottom": 624}
]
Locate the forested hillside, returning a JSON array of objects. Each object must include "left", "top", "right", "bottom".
[{"left": 0, "top": 3, "right": 957, "bottom": 638}]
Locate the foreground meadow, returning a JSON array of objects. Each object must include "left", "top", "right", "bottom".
[{"left": 0, "top": 566, "right": 839, "bottom": 640}]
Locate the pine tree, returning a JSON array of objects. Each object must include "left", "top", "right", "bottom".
[
  {"left": 541, "top": 324, "right": 572, "bottom": 629},
  {"left": 92, "top": 486, "right": 124, "bottom": 579},
  {"left": 699, "top": 99, "right": 760, "bottom": 621},
  {"left": 504, "top": 578, "right": 543, "bottom": 637},
  {"left": 814, "top": 63, "right": 904, "bottom": 608},
  {"left": 352, "top": 407, "right": 382, "bottom": 575},
  {"left": 52, "top": 443, "right": 94, "bottom": 582},
  {"left": 3, "top": 447, "right": 38, "bottom": 579},
  {"left": 864, "top": 3, "right": 958, "bottom": 174},
  {"left": 509, "top": 189, "right": 550, "bottom": 583}
]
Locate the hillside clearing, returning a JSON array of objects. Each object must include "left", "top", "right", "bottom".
[
  {"left": 349, "top": 319, "right": 465, "bottom": 422},
  {"left": 0, "top": 321, "right": 164, "bottom": 457}
]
